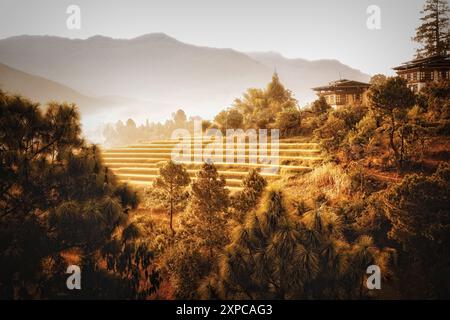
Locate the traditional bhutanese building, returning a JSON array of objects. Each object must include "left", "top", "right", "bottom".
[
  {"left": 312, "top": 79, "right": 370, "bottom": 108},
  {"left": 393, "top": 55, "right": 450, "bottom": 92}
]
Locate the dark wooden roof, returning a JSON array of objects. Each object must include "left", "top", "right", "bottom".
[
  {"left": 393, "top": 55, "right": 450, "bottom": 71},
  {"left": 312, "top": 79, "right": 370, "bottom": 92}
]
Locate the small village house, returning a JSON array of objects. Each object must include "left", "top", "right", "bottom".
[
  {"left": 312, "top": 79, "right": 370, "bottom": 108},
  {"left": 393, "top": 55, "right": 450, "bottom": 92}
]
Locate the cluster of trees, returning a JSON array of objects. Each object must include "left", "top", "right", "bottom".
[
  {"left": 227, "top": 73, "right": 299, "bottom": 130},
  {"left": 140, "top": 1, "right": 450, "bottom": 296},
  {"left": 1, "top": 79, "right": 449, "bottom": 299},
  {"left": 103, "top": 73, "right": 305, "bottom": 148},
  {"left": 211, "top": 73, "right": 303, "bottom": 137},
  {"left": 344, "top": 162, "right": 450, "bottom": 299},
  {"left": 382, "top": 163, "right": 450, "bottom": 297},
  {"left": 145, "top": 156, "right": 449, "bottom": 299},
  {"left": 3, "top": 71, "right": 449, "bottom": 300},
  {"left": 0, "top": 91, "right": 159, "bottom": 299},
  {"left": 312, "top": 76, "right": 450, "bottom": 172},
  {"left": 102, "top": 109, "right": 197, "bottom": 147},
  {"left": 203, "top": 188, "right": 392, "bottom": 299}
]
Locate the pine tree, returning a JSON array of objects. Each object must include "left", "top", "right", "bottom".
[
  {"left": 154, "top": 160, "right": 191, "bottom": 234},
  {"left": 266, "top": 72, "right": 293, "bottom": 104},
  {"left": 231, "top": 169, "right": 267, "bottom": 222},
  {"left": 413, "top": 0, "right": 450, "bottom": 58},
  {"left": 200, "top": 186, "right": 390, "bottom": 299},
  {"left": 367, "top": 77, "right": 416, "bottom": 170},
  {"left": 179, "top": 163, "right": 230, "bottom": 258},
  {"left": 166, "top": 163, "right": 230, "bottom": 298}
]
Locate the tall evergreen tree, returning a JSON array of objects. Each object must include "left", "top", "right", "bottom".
[
  {"left": 266, "top": 72, "right": 295, "bottom": 105},
  {"left": 367, "top": 77, "right": 417, "bottom": 170},
  {"left": 165, "top": 163, "right": 230, "bottom": 298},
  {"left": 154, "top": 160, "right": 191, "bottom": 234},
  {"left": 231, "top": 169, "right": 267, "bottom": 222},
  {"left": 413, "top": 0, "right": 450, "bottom": 57},
  {"left": 178, "top": 163, "right": 230, "bottom": 258}
]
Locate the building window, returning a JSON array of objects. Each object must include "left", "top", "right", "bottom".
[
  {"left": 420, "top": 71, "right": 425, "bottom": 80},
  {"left": 431, "top": 71, "right": 434, "bottom": 80},
  {"left": 446, "top": 71, "right": 449, "bottom": 79},
  {"left": 328, "top": 95, "right": 335, "bottom": 104}
]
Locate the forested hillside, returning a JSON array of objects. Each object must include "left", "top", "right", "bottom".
[{"left": 2, "top": 71, "right": 448, "bottom": 299}]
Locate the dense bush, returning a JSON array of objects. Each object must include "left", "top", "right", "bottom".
[
  {"left": 0, "top": 92, "right": 157, "bottom": 299},
  {"left": 201, "top": 186, "right": 393, "bottom": 299},
  {"left": 381, "top": 163, "right": 450, "bottom": 298}
]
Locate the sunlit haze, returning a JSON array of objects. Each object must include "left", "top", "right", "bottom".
[{"left": 0, "top": 0, "right": 423, "bottom": 75}]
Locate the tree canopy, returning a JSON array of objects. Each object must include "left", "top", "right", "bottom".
[{"left": 413, "top": 0, "right": 450, "bottom": 57}]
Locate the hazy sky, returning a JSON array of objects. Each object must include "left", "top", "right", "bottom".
[{"left": 0, "top": 0, "right": 427, "bottom": 75}]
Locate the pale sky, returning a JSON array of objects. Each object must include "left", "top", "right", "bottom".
[{"left": 0, "top": 0, "right": 427, "bottom": 75}]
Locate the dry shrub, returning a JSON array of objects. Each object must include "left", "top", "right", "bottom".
[{"left": 303, "top": 163, "right": 351, "bottom": 200}]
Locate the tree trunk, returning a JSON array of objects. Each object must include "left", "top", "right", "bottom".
[
  {"left": 400, "top": 125, "right": 405, "bottom": 170},
  {"left": 436, "top": 2, "right": 441, "bottom": 55},
  {"left": 389, "top": 113, "right": 401, "bottom": 171},
  {"left": 169, "top": 199, "right": 174, "bottom": 235},
  {"left": 359, "top": 273, "right": 365, "bottom": 299},
  {"left": 169, "top": 184, "right": 175, "bottom": 235}
]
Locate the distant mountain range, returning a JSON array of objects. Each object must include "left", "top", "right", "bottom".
[
  {"left": 0, "top": 33, "right": 370, "bottom": 122},
  {"left": 0, "top": 62, "right": 109, "bottom": 114}
]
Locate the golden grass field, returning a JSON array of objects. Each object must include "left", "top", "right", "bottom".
[{"left": 102, "top": 137, "right": 324, "bottom": 191}]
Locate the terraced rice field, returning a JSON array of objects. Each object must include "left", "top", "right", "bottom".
[{"left": 102, "top": 137, "right": 323, "bottom": 191}]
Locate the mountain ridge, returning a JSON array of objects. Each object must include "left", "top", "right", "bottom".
[
  {"left": 0, "top": 33, "right": 371, "bottom": 120},
  {"left": 0, "top": 61, "right": 107, "bottom": 114}
]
